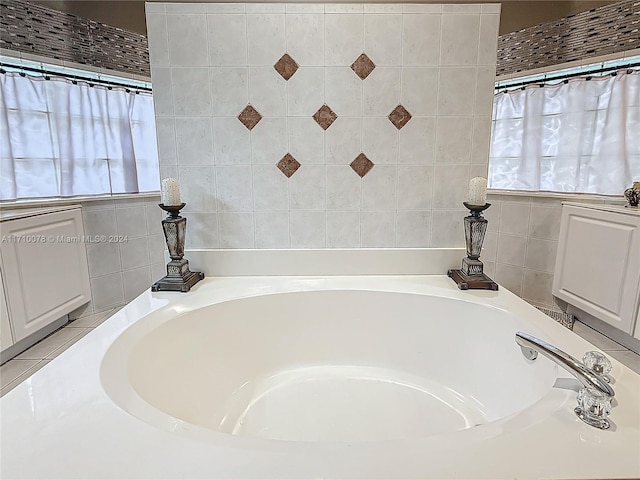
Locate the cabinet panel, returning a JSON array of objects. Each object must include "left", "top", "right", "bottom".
[
  {"left": 553, "top": 205, "right": 640, "bottom": 335},
  {"left": 0, "top": 268, "right": 13, "bottom": 351},
  {"left": 1, "top": 208, "right": 91, "bottom": 343}
]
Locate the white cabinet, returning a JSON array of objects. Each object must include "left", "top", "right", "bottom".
[
  {"left": 553, "top": 203, "right": 640, "bottom": 336},
  {"left": 0, "top": 206, "right": 91, "bottom": 354}
]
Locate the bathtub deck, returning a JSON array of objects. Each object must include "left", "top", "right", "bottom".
[{"left": 1, "top": 275, "right": 639, "bottom": 479}]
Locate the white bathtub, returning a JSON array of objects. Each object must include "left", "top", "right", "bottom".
[
  {"left": 1, "top": 250, "right": 639, "bottom": 479},
  {"left": 102, "top": 290, "right": 556, "bottom": 444}
]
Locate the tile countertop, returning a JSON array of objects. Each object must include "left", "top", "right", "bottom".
[{"left": 1, "top": 273, "right": 639, "bottom": 479}]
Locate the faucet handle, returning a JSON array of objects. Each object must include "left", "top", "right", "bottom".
[
  {"left": 575, "top": 387, "right": 612, "bottom": 430},
  {"left": 582, "top": 351, "right": 612, "bottom": 383}
]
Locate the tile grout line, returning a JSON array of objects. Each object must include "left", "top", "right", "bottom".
[
  {"left": 359, "top": 9, "right": 365, "bottom": 248},
  {"left": 395, "top": 12, "right": 405, "bottom": 248}
]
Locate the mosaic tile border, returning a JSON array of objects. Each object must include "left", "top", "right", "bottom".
[
  {"left": 496, "top": 0, "right": 640, "bottom": 76},
  {"left": 0, "top": 0, "right": 150, "bottom": 76},
  {"left": 4, "top": 0, "right": 638, "bottom": 85}
]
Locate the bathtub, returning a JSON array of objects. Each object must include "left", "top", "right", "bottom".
[
  {"left": 1, "top": 249, "right": 639, "bottom": 479},
  {"left": 102, "top": 289, "right": 557, "bottom": 444}
]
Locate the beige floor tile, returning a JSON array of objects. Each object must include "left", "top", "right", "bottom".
[
  {"left": 572, "top": 322, "right": 626, "bottom": 351},
  {"left": 14, "top": 328, "right": 86, "bottom": 360},
  {"left": 605, "top": 350, "right": 640, "bottom": 375},
  {"left": 92, "top": 308, "right": 118, "bottom": 327},
  {"left": 0, "top": 359, "right": 40, "bottom": 388},
  {"left": 67, "top": 309, "right": 112, "bottom": 328},
  {"left": 0, "top": 360, "right": 50, "bottom": 397},
  {"left": 45, "top": 328, "right": 93, "bottom": 359}
]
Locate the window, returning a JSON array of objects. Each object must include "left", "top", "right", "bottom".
[
  {"left": 489, "top": 65, "right": 640, "bottom": 195},
  {"left": 0, "top": 63, "right": 159, "bottom": 201}
]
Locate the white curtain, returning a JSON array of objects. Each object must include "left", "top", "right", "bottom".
[
  {"left": 0, "top": 72, "right": 159, "bottom": 201},
  {"left": 489, "top": 71, "right": 640, "bottom": 195}
]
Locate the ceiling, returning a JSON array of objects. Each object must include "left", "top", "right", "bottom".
[{"left": 34, "top": 1, "right": 612, "bottom": 36}]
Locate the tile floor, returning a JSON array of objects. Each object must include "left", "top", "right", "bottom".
[
  {"left": 571, "top": 320, "right": 640, "bottom": 374},
  {"left": 0, "top": 307, "right": 120, "bottom": 397},
  {"left": 1, "top": 310, "right": 639, "bottom": 398}
]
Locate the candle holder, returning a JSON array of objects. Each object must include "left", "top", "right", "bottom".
[
  {"left": 448, "top": 202, "right": 498, "bottom": 291},
  {"left": 151, "top": 203, "right": 204, "bottom": 293}
]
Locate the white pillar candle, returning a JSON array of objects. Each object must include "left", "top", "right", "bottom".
[
  {"left": 468, "top": 177, "right": 488, "bottom": 205},
  {"left": 161, "top": 178, "right": 181, "bottom": 206}
]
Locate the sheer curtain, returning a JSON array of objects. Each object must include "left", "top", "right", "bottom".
[
  {"left": 489, "top": 71, "right": 640, "bottom": 195},
  {"left": 0, "top": 71, "right": 159, "bottom": 201}
]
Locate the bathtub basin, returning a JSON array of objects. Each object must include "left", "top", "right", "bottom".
[{"left": 103, "top": 289, "right": 556, "bottom": 443}]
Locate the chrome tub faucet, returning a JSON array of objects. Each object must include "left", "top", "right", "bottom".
[{"left": 515, "top": 331, "right": 615, "bottom": 429}]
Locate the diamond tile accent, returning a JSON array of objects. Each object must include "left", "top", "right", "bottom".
[
  {"left": 274, "top": 53, "right": 299, "bottom": 81},
  {"left": 277, "top": 153, "right": 301, "bottom": 178},
  {"left": 351, "top": 53, "right": 376, "bottom": 80},
  {"left": 237, "top": 104, "right": 262, "bottom": 131},
  {"left": 312, "top": 104, "right": 338, "bottom": 130},
  {"left": 350, "top": 153, "right": 374, "bottom": 178},
  {"left": 388, "top": 104, "right": 412, "bottom": 130}
]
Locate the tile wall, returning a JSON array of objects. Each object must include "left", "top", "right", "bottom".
[
  {"left": 69, "top": 196, "right": 166, "bottom": 318},
  {"left": 146, "top": 2, "right": 500, "bottom": 249}
]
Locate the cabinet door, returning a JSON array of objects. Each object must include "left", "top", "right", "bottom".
[
  {"left": 0, "top": 208, "right": 91, "bottom": 343},
  {"left": 552, "top": 205, "right": 640, "bottom": 334},
  {"left": 0, "top": 268, "right": 14, "bottom": 351}
]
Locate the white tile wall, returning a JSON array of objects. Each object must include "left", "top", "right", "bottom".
[
  {"left": 147, "top": 3, "right": 500, "bottom": 249},
  {"left": 70, "top": 196, "right": 166, "bottom": 319}
]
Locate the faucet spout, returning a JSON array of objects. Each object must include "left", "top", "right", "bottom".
[{"left": 515, "top": 331, "right": 614, "bottom": 397}]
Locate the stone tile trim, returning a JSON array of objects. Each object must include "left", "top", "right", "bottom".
[
  {"left": 388, "top": 105, "right": 412, "bottom": 130},
  {"left": 277, "top": 153, "right": 301, "bottom": 178},
  {"left": 350, "top": 153, "right": 374, "bottom": 178},
  {"left": 274, "top": 53, "right": 299, "bottom": 81},
  {"left": 351, "top": 53, "right": 376, "bottom": 80},
  {"left": 312, "top": 104, "right": 338, "bottom": 130},
  {"left": 0, "top": 0, "right": 150, "bottom": 76},
  {"left": 238, "top": 104, "right": 263, "bottom": 131},
  {"left": 497, "top": 0, "right": 640, "bottom": 76}
]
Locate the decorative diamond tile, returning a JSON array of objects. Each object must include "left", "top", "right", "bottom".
[
  {"left": 237, "top": 104, "right": 262, "bottom": 131},
  {"left": 351, "top": 53, "right": 376, "bottom": 80},
  {"left": 277, "top": 153, "right": 301, "bottom": 178},
  {"left": 312, "top": 104, "right": 338, "bottom": 130},
  {"left": 388, "top": 104, "right": 412, "bottom": 130},
  {"left": 350, "top": 153, "right": 374, "bottom": 178},
  {"left": 274, "top": 53, "right": 299, "bottom": 81}
]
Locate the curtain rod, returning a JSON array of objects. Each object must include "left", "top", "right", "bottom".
[
  {"left": 0, "top": 62, "right": 152, "bottom": 93},
  {"left": 495, "top": 61, "right": 640, "bottom": 91}
]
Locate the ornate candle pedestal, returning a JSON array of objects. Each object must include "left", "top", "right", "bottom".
[
  {"left": 151, "top": 203, "right": 204, "bottom": 293},
  {"left": 448, "top": 202, "right": 498, "bottom": 291}
]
